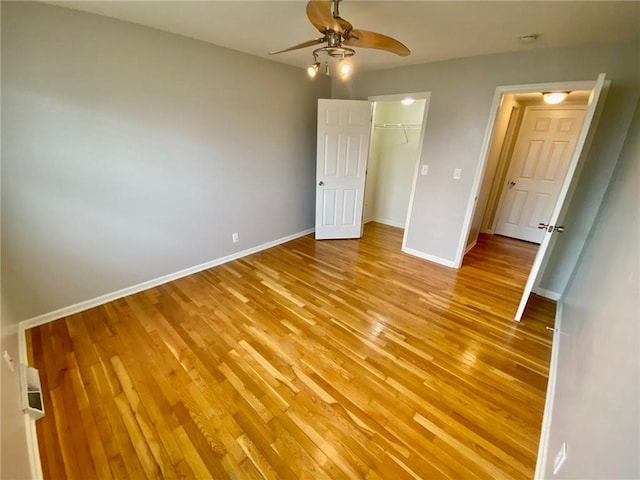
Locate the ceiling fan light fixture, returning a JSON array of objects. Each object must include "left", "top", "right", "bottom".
[
  {"left": 307, "top": 62, "right": 320, "bottom": 78},
  {"left": 273, "top": 0, "right": 410, "bottom": 79},
  {"left": 543, "top": 91, "right": 569, "bottom": 104},
  {"left": 339, "top": 57, "right": 351, "bottom": 79}
]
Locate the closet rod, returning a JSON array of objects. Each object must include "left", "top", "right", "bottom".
[{"left": 373, "top": 122, "right": 422, "bottom": 129}]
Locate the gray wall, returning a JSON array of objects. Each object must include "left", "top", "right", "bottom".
[
  {"left": 1, "top": 2, "right": 329, "bottom": 477},
  {"left": 333, "top": 39, "right": 639, "bottom": 283},
  {"left": 2, "top": 1, "right": 330, "bottom": 324},
  {"left": 541, "top": 100, "right": 639, "bottom": 479}
]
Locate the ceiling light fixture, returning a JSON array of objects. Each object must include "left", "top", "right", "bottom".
[
  {"left": 339, "top": 57, "right": 351, "bottom": 79},
  {"left": 307, "top": 61, "right": 320, "bottom": 78},
  {"left": 307, "top": 44, "right": 355, "bottom": 78},
  {"left": 272, "top": 0, "right": 410, "bottom": 80},
  {"left": 543, "top": 91, "right": 570, "bottom": 104},
  {"left": 401, "top": 98, "right": 415, "bottom": 105}
]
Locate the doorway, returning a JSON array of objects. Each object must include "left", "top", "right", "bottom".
[
  {"left": 314, "top": 94, "right": 430, "bottom": 242},
  {"left": 457, "top": 74, "right": 608, "bottom": 320},
  {"left": 472, "top": 92, "right": 590, "bottom": 247},
  {"left": 364, "top": 93, "right": 429, "bottom": 244}
]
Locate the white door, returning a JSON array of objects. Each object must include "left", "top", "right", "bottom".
[
  {"left": 495, "top": 106, "right": 587, "bottom": 243},
  {"left": 315, "top": 99, "right": 372, "bottom": 239},
  {"left": 515, "top": 73, "right": 606, "bottom": 320}
]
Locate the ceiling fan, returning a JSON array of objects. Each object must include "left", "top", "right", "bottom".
[{"left": 269, "top": 0, "right": 410, "bottom": 77}]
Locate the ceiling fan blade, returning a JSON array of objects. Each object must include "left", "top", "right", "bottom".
[
  {"left": 335, "top": 16, "right": 353, "bottom": 36},
  {"left": 269, "top": 37, "right": 326, "bottom": 55},
  {"left": 344, "top": 29, "right": 410, "bottom": 57},
  {"left": 306, "top": 0, "right": 342, "bottom": 34}
]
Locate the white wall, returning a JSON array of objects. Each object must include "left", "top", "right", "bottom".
[
  {"left": 332, "top": 40, "right": 640, "bottom": 277},
  {"left": 1, "top": 2, "right": 330, "bottom": 477},
  {"left": 365, "top": 100, "right": 425, "bottom": 227},
  {"left": 540, "top": 99, "right": 639, "bottom": 479}
]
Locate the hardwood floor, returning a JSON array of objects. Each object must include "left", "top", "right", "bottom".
[{"left": 26, "top": 223, "right": 554, "bottom": 479}]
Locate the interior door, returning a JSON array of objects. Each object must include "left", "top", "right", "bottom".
[
  {"left": 515, "top": 73, "right": 606, "bottom": 320},
  {"left": 315, "top": 99, "right": 372, "bottom": 239},
  {"left": 495, "top": 106, "right": 587, "bottom": 243}
]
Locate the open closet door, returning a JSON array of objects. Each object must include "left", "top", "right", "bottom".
[
  {"left": 515, "top": 73, "right": 607, "bottom": 321},
  {"left": 315, "top": 99, "right": 372, "bottom": 239}
]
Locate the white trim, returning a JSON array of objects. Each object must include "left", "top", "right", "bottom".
[
  {"left": 454, "top": 79, "right": 600, "bottom": 270},
  {"left": 19, "top": 227, "right": 313, "bottom": 331},
  {"left": 464, "top": 240, "right": 477, "bottom": 255},
  {"left": 402, "top": 247, "right": 457, "bottom": 268},
  {"left": 364, "top": 216, "right": 375, "bottom": 224},
  {"left": 369, "top": 217, "right": 405, "bottom": 229},
  {"left": 534, "top": 299, "right": 564, "bottom": 479},
  {"left": 534, "top": 288, "right": 561, "bottom": 301},
  {"left": 17, "top": 325, "right": 44, "bottom": 480}
]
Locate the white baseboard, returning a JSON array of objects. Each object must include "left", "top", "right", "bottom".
[
  {"left": 364, "top": 216, "right": 375, "bottom": 224},
  {"left": 464, "top": 240, "right": 478, "bottom": 255},
  {"left": 16, "top": 226, "right": 315, "bottom": 480},
  {"left": 369, "top": 217, "right": 406, "bottom": 229},
  {"left": 402, "top": 247, "right": 457, "bottom": 268},
  {"left": 534, "top": 288, "right": 562, "bottom": 301},
  {"left": 534, "top": 299, "right": 563, "bottom": 479},
  {"left": 19, "top": 227, "right": 314, "bottom": 332}
]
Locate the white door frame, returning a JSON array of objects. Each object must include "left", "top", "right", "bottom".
[
  {"left": 455, "top": 80, "right": 598, "bottom": 269},
  {"left": 367, "top": 91, "right": 431, "bottom": 250},
  {"left": 455, "top": 77, "right": 610, "bottom": 318}
]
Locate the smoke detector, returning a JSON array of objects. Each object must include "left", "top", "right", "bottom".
[{"left": 518, "top": 34, "right": 539, "bottom": 44}]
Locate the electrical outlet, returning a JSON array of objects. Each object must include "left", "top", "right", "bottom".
[
  {"left": 232, "top": 232, "right": 239, "bottom": 243},
  {"left": 421, "top": 165, "right": 429, "bottom": 176},
  {"left": 553, "top": 442, "right": 567, "bottom": 475},
  {"left": 453, "top": 168, "right": 462, "bottom": 180},
  {"left": 3, "top": 350, "right": 14, "bottom": 372}
]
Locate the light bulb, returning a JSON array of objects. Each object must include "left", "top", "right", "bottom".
[
  {"left": 307, "top": 62, "right": 319, "bottom": 78},
  {"left": 543, "top": 92, "right": 568, "bottom": 105},
  {"left": 339, "top": 59, "right": 351, "bottom": 78}
]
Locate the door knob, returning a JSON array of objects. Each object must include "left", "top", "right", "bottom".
[{"left": 318, "top": 181, "right": 324, "bottom": 186}]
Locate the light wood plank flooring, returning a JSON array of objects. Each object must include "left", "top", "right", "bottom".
[{"left": 27, "top": 223, "right": 554, "bottom": 479}]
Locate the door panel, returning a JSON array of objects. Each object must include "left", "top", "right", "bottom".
[
  {"left": 322, "top": 189, "right": 337, "bottom": 226},
  {"left": 495, "top": 106, "right": 587, "bottom": 243},
  {"left": 315, "top": 99, "right": 372, "bottom": 240}
]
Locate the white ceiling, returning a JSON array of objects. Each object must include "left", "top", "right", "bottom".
[{"left": 49, "top": 1, "right": 640, "bottom": 72}]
